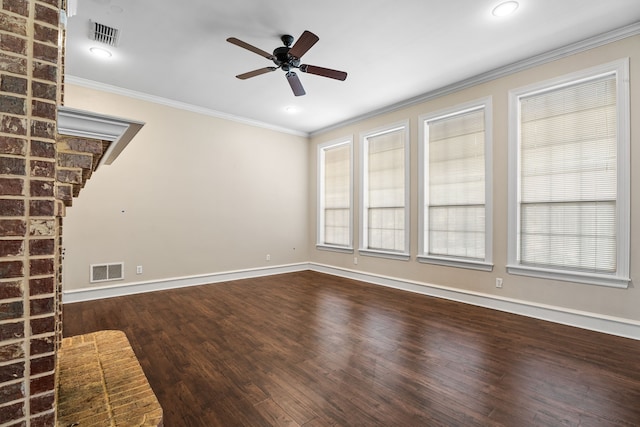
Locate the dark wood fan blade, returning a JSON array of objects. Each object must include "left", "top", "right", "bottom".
[
  {"left": 286, "top": 71, "right": 306, "bottom": 96},
  {"left": 300, "top": 64, "right": 347, "bottom": 81},
  {"left": 287, "top": 30, "right": 319, "bottom": 59},
  {"left": 227, "top": 37, "right": 274, "bottom": 59},
  {"left": 236, "top": 67, "right": 278, "bottom": 80}
]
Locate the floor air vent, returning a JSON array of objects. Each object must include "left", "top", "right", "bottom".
[
  {"left": 90, "top": 20, "right": 120, "bottom": 47},
  {"left": 91, "top": 262, "right": 124, "bottom": 283}
]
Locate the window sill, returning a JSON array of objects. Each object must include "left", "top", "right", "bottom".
[
  {"left": 359, "top": 249, "right": 410, "bottom": 261},
  {"left": 316, "top": 244, "right": 354, "bottom": 254},
  {"left": 506, "top": 264, "right": 630, "bottom": 288},
  {"left": 417, "top": 256, "right": 493, "bottom": 271}
]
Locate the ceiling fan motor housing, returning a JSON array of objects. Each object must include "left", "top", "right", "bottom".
[
  {"left": 273, "top": 46, "right": 289, "bottom": 65},
  {"left": 273, "top": 43, "right": 300, "bottom": 71}
]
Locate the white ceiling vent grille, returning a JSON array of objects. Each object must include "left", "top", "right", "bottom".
[
  {"left": 90, "top": 20, "right": 120, "bottom": 47},
  {"left": 91, "top": 262, "right": 124, "bottom": 283}
]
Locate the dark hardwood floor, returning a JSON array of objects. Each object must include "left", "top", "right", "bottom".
[{"left": 63, "top": 271, "right": 640, "bottom": 426}]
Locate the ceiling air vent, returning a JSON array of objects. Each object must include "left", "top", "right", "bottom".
[
  {"left": 90, "top": 20, "right": 120, "bottom": 47},
  {"left": 90, "top": 262, "right": 124, "bottom": 283}
]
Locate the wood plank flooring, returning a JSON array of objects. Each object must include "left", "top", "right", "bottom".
[{"left": 63, "top": 271, "right": 640, "bottom": 426}]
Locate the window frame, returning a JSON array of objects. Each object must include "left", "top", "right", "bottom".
[
  {"left": 317, "top": 137, "right": 354, "bottom": 253},
  {"left": 359, "top": 120, "right": 411, "bottom": 260},
  {"left": 507, "top": 58, "right": 630, "bottom": 288},
  {"left": 418, "top": 97, "right": 494, "bottom": 271}
]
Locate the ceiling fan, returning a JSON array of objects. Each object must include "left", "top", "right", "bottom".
[{"left": 227, "top": 30, "right": 347, "bottom": 96}]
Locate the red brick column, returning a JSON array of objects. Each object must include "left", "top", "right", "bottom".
[{"left": 0, "top": 0, "right": 63, "bottom": 425}]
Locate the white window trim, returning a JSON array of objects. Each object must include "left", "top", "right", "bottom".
[
  {"left": 417, "top": 97, "right": 494, "bottom": 271},
  {"left": 507, "top": 58, "right": 630, "bottom": 288},
  {"left": 359, "top": 120, "right": 411, "bottom": 260},
  {"left": 316, "top": 245, "right": 354, "bottom": 254},
  {"left": 317, "top": 137, "right": 354, "bottom": 252}
]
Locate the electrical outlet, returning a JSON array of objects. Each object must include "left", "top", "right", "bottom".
[
  {"left": 266, "top": 254, "right": 270, "bottom": 261},
  {"left": 496, "top": 278, "right": 503, "bottom": 288},
  {"left": 136, "top": 265, "right": 143, "bottom": 275}
]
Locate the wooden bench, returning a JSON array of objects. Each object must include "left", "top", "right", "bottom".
[{"left": 57, "top": 330, "right": 163, "bottom": 426}]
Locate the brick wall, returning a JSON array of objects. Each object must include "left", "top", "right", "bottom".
[{"left": 0, "top": 0, "right": 63, "bottom": 425}]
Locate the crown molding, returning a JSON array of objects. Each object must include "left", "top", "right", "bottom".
[
  {"left": 64, "top": 76, "right": 309, "bottom": 138},
  {"left": 57, "top": 106, "right": 145, "bottom": 167},
  {"left": 65, "top": 22, "right": 639, "bottom": 139},
  {"left": 310, "top": 22, "right": 640, "bottom": 136}
]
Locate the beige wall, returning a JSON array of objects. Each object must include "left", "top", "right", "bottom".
[
  {"left": 63, "top": 84, "right": 309, "bottom": 290},
  {"left": 63, "top": 35, "right": 639, "bottom": 322},
  {"left": 309, "top": 35, "right": 640, "bottom": 321}
]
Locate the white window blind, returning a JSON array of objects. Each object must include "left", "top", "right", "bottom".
[
  {"left": 363, "top": 126, "right": 407, "bottom": 253},
  {"left": 518, "top": 74, "right": 617, "bottom": 273},
  {"left": 320, "top": 142, "right": 351, "bottom": 247},
  {"left": 426, "top": 108, "right": 486, "bottom": 260}
]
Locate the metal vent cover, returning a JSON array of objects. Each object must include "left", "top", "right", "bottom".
[
  {"left": 90, "top": 262, "right": 124, "bottom": 283},
  {"left": 90, "top": 20, "right": 120, "bottom": 47}
]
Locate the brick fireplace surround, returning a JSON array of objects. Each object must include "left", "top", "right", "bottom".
[{"left": 0, "top": 1, "right": 128, "bottom": 424}]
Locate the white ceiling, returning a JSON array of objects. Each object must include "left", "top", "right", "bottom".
[{"left": 65, "top": 0, "right": 640, "bottom": 135}]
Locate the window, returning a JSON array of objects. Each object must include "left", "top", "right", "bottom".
[
  {"left": 360, "top": 122, "right": 410, "bottom": 259},
  {"left": 418, "top": 99, "right": 493, "bottom": 270},
  {"left": 317, "top": 138, "right": 353, "bottom": 250},
  {"left": 508, "top": 59, "right": 630, "bottom": 287}
]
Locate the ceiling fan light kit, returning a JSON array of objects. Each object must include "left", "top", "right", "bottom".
[{"left": 227, "top": 30, "right": 348, "bottom": 96}]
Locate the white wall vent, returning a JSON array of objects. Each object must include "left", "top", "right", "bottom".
[
  {"left": 90, "top": 20, "right": 120, "bottom": 47},
  {"left": 90, "top": 262, "right": 124, "bottom": 283}
]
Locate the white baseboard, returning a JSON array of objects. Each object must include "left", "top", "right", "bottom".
[
  {"left": 63, "top": 261, "right": 640, "bottom": 340},
  {"left": 62, "top": 263, "right": 309, "bottom": 303},
  {"left": 309, "top": 263, "right": 640, "bottom": 341}
]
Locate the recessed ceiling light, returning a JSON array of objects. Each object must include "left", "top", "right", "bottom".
[
  {"left": 284, "top": 106, "right": 298, "bottom": 114},
  {"left": 492, "top": 1, "right": 519, "bottom": 17},
  {"left": 89, "top": 47, "right": 112, "bottom": 58}
]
